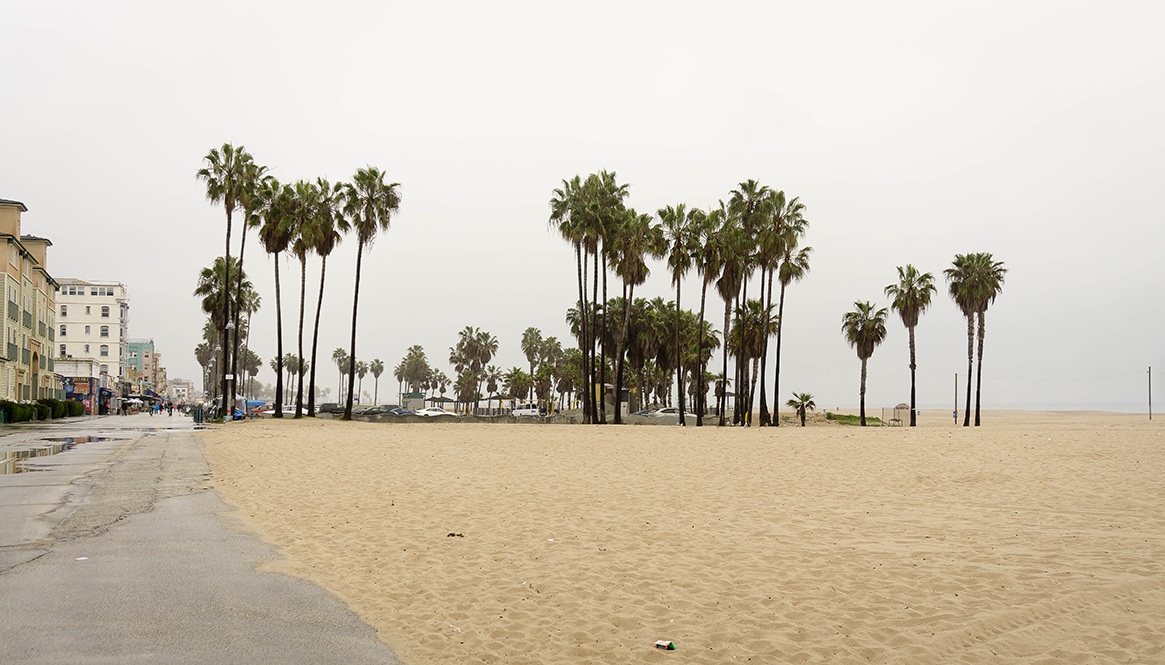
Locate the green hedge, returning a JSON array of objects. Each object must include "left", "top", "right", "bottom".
[
  {"left": 37, "top": 398, "right": 67, "bottom": 419},
  {"left": 0, "top": 401, "right": 36, "bottom": 423},
  {"left": 67, "top": 400, "right": 86, "bottom": 417}
]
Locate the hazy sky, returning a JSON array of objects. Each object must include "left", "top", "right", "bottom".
[{"left": 3, "top": 1, "right": 1162, "bottom": 411}]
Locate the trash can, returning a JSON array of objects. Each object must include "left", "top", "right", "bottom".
[{"left": 193, "top": 406, "right": 204, "bottom": 424}]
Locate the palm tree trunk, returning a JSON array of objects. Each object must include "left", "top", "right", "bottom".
[
  {"left": 975, "top": 310, "right": 986, "bottom": 426},
  {"left": 749, "top": 356, "right": 760, "bottom": 421},
  {"left": 591, "top": 249, "right": 600, "bottom": 424},
  {"left": 599, "top": 252, "right": 608, "bottom": 424},
  {"left": 773, "top": 280, "right": 788, "bottom": 428},
  {"left": 860, "top": 357, "right": 867, "bottom": 426},
  {"left": 908, "top": 324, "right": 917, "bottom": 427},
  {"left": 272, "top": 252, "right": 284, "bottom": 418},
  {"left": 231, "top": 224, "right": 248, "bottom": 418},
  {"left": 695, "top": 278, "right": 709, "bottom": 426},
  {"left": 675, "top": 277, "right": 685, "bottom": 426},
  {"left": 220, "top": 207, "right": 233, "bottom": 418},
  {"left": 307, "top": 256, "right": 328, "bottom": 417},
  {"left": 614, "top": 281, "right": 631, "bottom": 425},
  {"left": 374, "top": 376, "right": 379, "bottom": 404},
  {"left": 295, "top": 255, "right": 307, "bottom": 417},
  {"left": 964, "top": 314, "right": 973, "bottom": 427},
  {"left": 720, "top": 298, "right": 731, "bottom": 426},
  {"left": 758, "top": 267, "right": 771, "bottom": 426},
  {"left": 344, "top": 240, "right": 365, "bottom": 420},
  {"left": 576, "top": 244, "right": 590, "bottom": 424}
]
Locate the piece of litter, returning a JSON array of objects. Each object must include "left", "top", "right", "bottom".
[
  {"left": 654, "top": 640, "right": 676, "bottom": 650},
  {"left": 548, "top": 539, "right": 553, "bottom": 542},
  {"left": 75, "top": 557, "right": 88, "bottom": 561}
]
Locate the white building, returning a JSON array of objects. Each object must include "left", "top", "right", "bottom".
[{"left": 56, "top": 279, "right": 129, "bottom": 388}]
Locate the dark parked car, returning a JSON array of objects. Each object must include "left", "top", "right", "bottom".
[
  {"left": 389, "top": 407, "right": 413, "bottom": 415},
  {"left": 318, "top": 403, "right": 346, "bottom": 414},
  {"left": 363, "top": 405, "right": 400, "bottom": 415}
]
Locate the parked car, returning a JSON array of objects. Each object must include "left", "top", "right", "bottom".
[
  {"left": 415, "top": 406, "right": 456, "bottom": 417},
  {"left": 512, "top": 401, "right": 542, "bottom": 417},
  {"left": 389, "top": 407, "right": 414, "bottom": 415},
  {"left": 317, "top": 403, "right": 345, "bottom": 414}
]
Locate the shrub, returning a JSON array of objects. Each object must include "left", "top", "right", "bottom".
[
  {"left": 38, "top": 398, "right": 67, "bottom": 419},
  {"left": 67, "top": 400, "right": 86, "bottom": 417},
  {"left": 33, "top": 402, "right": 50, "bottom": 420},
  {"left": 825, "top": 412, "right": 883, "bottom": 426}
]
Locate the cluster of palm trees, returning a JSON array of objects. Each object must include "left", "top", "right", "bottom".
[
  {"left": 549, "top": 173, "right": 811, "bottom": 426},
  {"left": 843, "top": 253, "right": 1007, "bottom": 427},
  {"left": 196, "top": 142, "right": 400, "bottom": 420}
]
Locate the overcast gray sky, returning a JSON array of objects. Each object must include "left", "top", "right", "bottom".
[{"left": 3, "top": 1, "right": 1162, "bottom": 412}]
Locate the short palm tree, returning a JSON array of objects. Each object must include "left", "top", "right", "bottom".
[
  {"left": 341, "top": 167, "right": 401, "bottom": 419},
  {"left": 370, "top": 359, "right": 384, "bottom": 404},
  {"left": 786, "top": 392, "right": 815, "bottom": 427},
  {"left": 841, "top": 301, "right": 888, "bottom": 426},
  {"left": 884, "top": 265, "right": 936, "bottom": 427}
]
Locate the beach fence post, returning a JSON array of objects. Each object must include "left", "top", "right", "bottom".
[{"left": 1150, "top": 366, "right": 1153, "bottom": 420}]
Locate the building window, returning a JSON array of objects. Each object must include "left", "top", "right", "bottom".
[
  {"left": 85, "top": 325, "right": 90, "bottom": 335},
  {"left": 85, "top": 306, "right": 91, "bottom": 315},
  {"left": 84, "top": 344, "right": 89, "bottom": 353},
  {"left": 60, "top": 305, "right": 67, "bottom": 316},
  {"left": 100, "top": 345, "right": 109, "bottom": 357},
  {"left": 100, "top": 326, "right": 109, "bottom": 337},
  {"left": 60, "top": 325, "right": 66, "bottom": 337},
  {"left": 101, "top": 306, "right": 110, "bottom": 318},
  {"left": 100, "top": 364, "right": 108, "bottom": 374},
  {"left": 59, "top": 344, "right": 66, "bottom": 357}
]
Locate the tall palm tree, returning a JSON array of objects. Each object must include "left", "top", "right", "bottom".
[
  {"left": 521, "top": 328, "right": 543, "bottom": 380},
  {"left": 691, "top": 207, "right": 724, "bottom": 425},
  {"left": 786, "top": 392, "right": 815, "bottom": 427},
  {"left": 197, "top": 142, "right": 260, "bottom": 414},
  {"left": 945, "top": 253, "right": 1006, "bottom": 427},
  {"left": 714, "top": 210, "right": 747, "bottom": 425},
  {"left": 356, "top": 360, "right": 369, "bottom": 404},
  {"left": 370, "top": 358, "right": 384, "bottom": 404},
  {"left": 549, "top": 176, "right": 592, "bottom": 423},
  {"left": 609, "top": 209, "right": 661, "bottom": 423},
  {"left": 841, "top": 301, "right": 888, "bottom": 426},
  {"left": 306, "top": 178, "right": 348, "bottom": 416},
  {"left": 341, "top": 166, "right": 401, "bottom": 419},
  {"left": 728, "top": 180, "right": 771, "bottom": 425},
  {"left": 230, "top": 162, "right": 269, "bottom": 410},
  {"left": 658, "top": 203, "right": 698, "bottom": 426},
  {"left": 771, "top": 241, "right": 811, "bottom": 427},
  {"left": 257, "top": 178, "right": 291, "bottom": 416},
  {"left": 759, "top": 191, "right": 808, "bottom": 426},
  {"left": 288, "top": 180, "right": 320, "bottom": 417},
  {"left": 885, "top": 264, "right": 936, "bottom": 427}
]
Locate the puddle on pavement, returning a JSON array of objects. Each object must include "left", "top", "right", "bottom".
[{"left": 0, "top": 436, "right": 119, "bottom": 474}]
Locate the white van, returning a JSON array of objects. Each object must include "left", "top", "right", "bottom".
[{"left": 512, "top": 401, "right": 541, "bottom": 417}]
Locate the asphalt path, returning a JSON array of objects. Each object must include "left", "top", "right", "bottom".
[{"left": 0, "top": 413, "right": 401, "bottom": 664}]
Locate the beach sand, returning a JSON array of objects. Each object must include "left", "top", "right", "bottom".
[{"left": 201, "top": 411, "right": 1165, "bottom": 664}]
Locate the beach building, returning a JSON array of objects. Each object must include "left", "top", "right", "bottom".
[
  {"left": 56, "top": 278, "right": 129, "bottom": 411},
  {"left": 127, "top": 338, "right": 164, "bottom": 393},
  {"left": 0, "top": 199, "right": 63, "bottom": 401},
  {"left": 168, "top": 378, "right": 194, "bottom": 401}
]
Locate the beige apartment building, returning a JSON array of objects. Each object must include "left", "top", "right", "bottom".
[{"left": 0, "top": 199, "right": 62, "bottom": 401}]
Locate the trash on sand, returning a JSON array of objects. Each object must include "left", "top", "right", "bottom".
[{"left": 654, "top": 640, "right": 675, "bottom": 650}]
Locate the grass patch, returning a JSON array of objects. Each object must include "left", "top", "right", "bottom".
[{"left": 825, "top": 412, "right": 883, "bottom": 426}]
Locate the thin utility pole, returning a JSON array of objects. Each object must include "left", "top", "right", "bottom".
[
  {"left": 953, "top": 372, "right": 958, "bottom": 423},
  {"left": 1150, "top": 366, "right": 1153, "bottom": 420}
]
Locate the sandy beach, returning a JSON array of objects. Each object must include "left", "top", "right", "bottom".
[{"left": 201, "top": 411, "right": 1165, "bottom": 664}]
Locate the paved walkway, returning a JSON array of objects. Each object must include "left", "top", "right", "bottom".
[{"left": 0, "top": 413, "right": 401, "bottom": 664}]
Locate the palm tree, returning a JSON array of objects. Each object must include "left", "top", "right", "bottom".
[
  {"left": 841, "top": 301, "right": 888, "bottom": 426},
  {"left": 658, "top": 203, "right": 699, "bottom": 426},
  {"left": 759, "top": 191, "right": 808, "bottom": 426},
  {"left": 609, "top": 209, "right": 661, "bottom": 423},
  {"left": 549, "top": 176, "right": 592, "bottom": 423},
  {"left": 884, "top": 265, "right": 936, "bottom": 427},
  {"left": 691, "top": 207, "right": 724, "bottom": 425},
  {"left": 356, "top": 361, "right": 369, "bottom": 404},
  {"left": 728, "top": 180, "right": 771, "bottom": 425},
  {"left": 306, "top": 178, "right": 348, "bottom": 416},
  {"left": 257, "top": 177, "right": 292, "bottom": 416},
  {"left": 370, "top": 358, "right": 384, "bottom": 404},
  {"left": 197, "top": 143, "right": 261, "bottom": 413},
  {"left": 945, "top": 253, "right": 1007, "bottom": 426},
  {"left": 521, "top": 328, "right": 543, "bottom": 379},
  {"left": 332, "top": 347, "right": 349, "bottom": 399},
  {"left": 714, "top": 211, "right": 748, "bottom": 425},
  {"left": 341, "top": 166, "right": 401, "bottom": 419},
  {"left": 786, "top": 392, "right": 815, "bottom": 427},
  {"left": 288, "top": 180, "right": 320, "bottom": 417}
]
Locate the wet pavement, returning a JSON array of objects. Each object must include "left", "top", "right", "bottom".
[{"left": 0, "top": 413, "right": 401, "bottom": 664}]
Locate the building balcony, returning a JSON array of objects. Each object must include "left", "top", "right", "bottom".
[
  {"left": 47, "top": 327, "right": 54, "bottom": 341},
  {"left": 22, "top": 348, "right": 30, "bottom": 365},
  {"left": 7, "top": 301, "right": 17, "bottom": 321},
  {"left": 38, "top": 321, "right": 45, "bottom": 337},
  {"left": 6, "top": 343, "right": 15, "bottom": 362},
  {"left": 22, "top": 310, "right": 32, "bottom": 329},
  {"left": 47, "top": 357, "right": 54, "bottom": 371}
]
